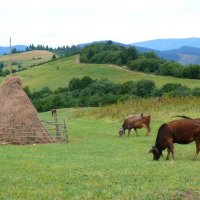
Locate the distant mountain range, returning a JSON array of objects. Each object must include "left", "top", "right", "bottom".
[
  {"left": 133, "top": 38, "right": 200, "bottom": 51},
  {"left": 1, "top": 38, "right": 200, "bottom": 65},
  {"left": 135, "top": 46, "right": 200, "bottom": 65},
  {"left": 0, "top": 45, "right": 27, "bottom": 55}
]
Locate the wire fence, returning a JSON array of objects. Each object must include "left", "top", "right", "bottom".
[{"left": 41, "top": 119, "right": 69, "bottom": 143}]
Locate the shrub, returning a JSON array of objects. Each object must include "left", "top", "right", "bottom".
[
  {"left": 119, "top": 81, "right": 136, "bottom": 95},
  {"left": 68, "top": 78, "right": 82, "bottom": 91},
  {"left": 167, "top": 87, "right": 191, "bottom": 97},
  {"left": 135, "top": 80, "right": 155, "bottom": 97},
  {"left": 101, "top": 93, "right": 118, "bottom": 105},
  {"left": 159, "top": 83, "right": 183, "bottom": 96},
  {"left": 183, "top": 65, "right": 200, "bottom": 79},
  {"left": 192, "top": 87, "right": 200, "bottom": 96},
  {"left": 80, "top": 76, "right": 94, "bottom": 89}
]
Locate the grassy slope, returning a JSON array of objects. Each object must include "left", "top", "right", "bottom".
[
  {"left": 1, "top": 54, "right": 200, "bottom": 91},
  {"left": 1, "top": 99, "right": 200, "bottom": 199}
]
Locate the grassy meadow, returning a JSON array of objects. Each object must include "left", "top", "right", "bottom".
[
  {"left": 1, "top": 52, "right": 200, "bottom": 199},
  {"left": 1, "top": 54, "right": 200, "bottom": 91},
  {"left": 1, "top": 97, "right": 200, "bottom": 199}
]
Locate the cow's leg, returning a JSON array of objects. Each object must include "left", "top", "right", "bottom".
[
  {"left": 171, "top": 145, "right": 175, "bottom": 160},
  {"left": 134, "top": 128, "right": 138, "bottom": 136},
  {"left": 166, "top": 148, "right": 170, "bottom": 160},
  {"left": 168, "top": 143, "right": 175, "bottom": 160},
  {"left": 146, "top": 125, "right": 151, "bottom": 136},
  {"left": 128, "top": 129, "right": 131, "bottom": 137},
  {"left": 193, "top": 140, "right": 200, "bottom": 160}
]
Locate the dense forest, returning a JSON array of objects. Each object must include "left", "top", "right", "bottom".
[
  {"left": 80, "top": 41, "right": 200, "bottom": 79},
  {"left": 24, "top": 76, "right": 200, "bottom": 112}
]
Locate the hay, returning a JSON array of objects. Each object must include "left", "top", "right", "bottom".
[{"left": 0, "top": 76, "right": 55, "bottom": 144}]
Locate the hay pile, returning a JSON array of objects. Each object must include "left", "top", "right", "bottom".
[{"left": 0, "top": 76, "right": 55, "bottom": 144}]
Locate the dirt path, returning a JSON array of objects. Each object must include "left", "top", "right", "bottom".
[{"left": 75, "top": 55, "right": 80, "bottom": 64}]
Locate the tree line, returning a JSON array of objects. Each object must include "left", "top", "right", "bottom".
[
  {"left": 3, "top": 44, "right": 81, "bottom": 57},
  {"left": 80, "top": 41, "right": 200, "bottom": 80},
  {"left": 23, "top": 76, "right": 200, "bottom": 112},
  {"left": 27, "top": 44, "right": 81, "bottom": 56}
]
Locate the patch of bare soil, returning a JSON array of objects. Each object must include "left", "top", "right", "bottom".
[{"left": 173, "top": 190, "right": 200, "bottom": 200}]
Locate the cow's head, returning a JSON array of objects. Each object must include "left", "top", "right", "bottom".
[
  {"left": 118, "top": 128, "right": 125, "bottom": 136},
  {"left": 149, "top": 146, "right": 162, "bottom": 160}
]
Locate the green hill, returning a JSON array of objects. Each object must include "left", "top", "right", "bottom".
[{"left": 1, "top": 54, "right": 200, "bottom": 91}]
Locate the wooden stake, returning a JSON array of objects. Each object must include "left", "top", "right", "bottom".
[
  {"left": 52, "top": 110, "right": 61, "bottom": 139},
  {"left": 10, "top": 36, "right": 12, "bottom": 79}
]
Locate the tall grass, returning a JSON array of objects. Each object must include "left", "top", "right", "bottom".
[{"left": 81, "top": 96, "right": 200, "bottom": 121}]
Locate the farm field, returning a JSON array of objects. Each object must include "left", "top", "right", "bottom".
[
  {"left": 1, "top": 98, "right": 200, "bottom": 199},
  {"left": 0, "top": 50, "right": 54, "bottom": 71},
  {"left": 1, "top": 54, "right": 200, "bottom": 91}
]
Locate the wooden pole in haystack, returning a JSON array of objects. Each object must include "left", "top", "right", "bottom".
[{"left": 10, "top": 36, "right": 12, "bottom": 79}]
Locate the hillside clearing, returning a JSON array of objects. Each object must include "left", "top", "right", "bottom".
[{"left": 1, "top": 54, "right": 200, "bottom": 91}]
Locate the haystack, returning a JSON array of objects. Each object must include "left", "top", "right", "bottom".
[{"left": 0, "top": 76, "right": 55, "bottom": 144}]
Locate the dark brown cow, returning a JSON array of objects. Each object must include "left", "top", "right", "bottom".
[
  {"left": 149, "top": 117, "right": 200, "bottom": 161},
  {"left": 119, "top": 113, "right": 151, "bottom": 137}
]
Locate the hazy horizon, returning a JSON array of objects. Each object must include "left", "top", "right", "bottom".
[{"left": 1, "top": 0, "right": 200, "bottom": 47}]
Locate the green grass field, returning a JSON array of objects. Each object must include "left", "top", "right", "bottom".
[
  {"left": 1, "top": 98, "right": 200, "bottom": 199},
  {"left": 1, "top": 52, "right": 200, "bottom": 199},
  {"left": 1, "top": 54, "right": 200, "bottom": 91}
]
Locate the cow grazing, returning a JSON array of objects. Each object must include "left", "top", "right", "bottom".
[
  {"left": 119, "top": 113, "right": 151, "bottom": 137},
  {"left": 149, "top": 117, "right": 200, "bottom": 161}
]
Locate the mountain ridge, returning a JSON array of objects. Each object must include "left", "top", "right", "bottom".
[
  {"left": 135, "top": 46, "right": 200, "bottom": 65},
  {"left": 132, "top": 37, "right": 200, "bottom": 51}
]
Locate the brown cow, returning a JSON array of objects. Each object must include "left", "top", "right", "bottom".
[
  {"left": 119, "top": 113, "right": 151, "bottom": 137},
  {"left": 149, "top": 117, "right": 200, "bottom": 161}
]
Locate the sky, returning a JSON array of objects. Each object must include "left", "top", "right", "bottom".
[{"left": 1, "top": 0, "right": 200, "bottom": 47}]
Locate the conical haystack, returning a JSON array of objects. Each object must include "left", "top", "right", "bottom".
[{"left": 0, "top": 76, "right": 55, "bottom": 144}]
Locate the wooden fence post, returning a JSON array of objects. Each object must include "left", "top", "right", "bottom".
[
  {"left": 52, "top": 110, "right": 61, "bottom": 139},
  {"left": 64, "top": 118, "right": 69, "bottom": 143}
]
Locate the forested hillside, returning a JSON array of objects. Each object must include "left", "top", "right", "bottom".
[{"left": 80, "top": 41, "right": 200, "bottom": 80}]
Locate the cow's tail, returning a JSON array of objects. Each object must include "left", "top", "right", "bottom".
[{"left": 173, "top": 115, "right": 193, "bottom": 120}]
